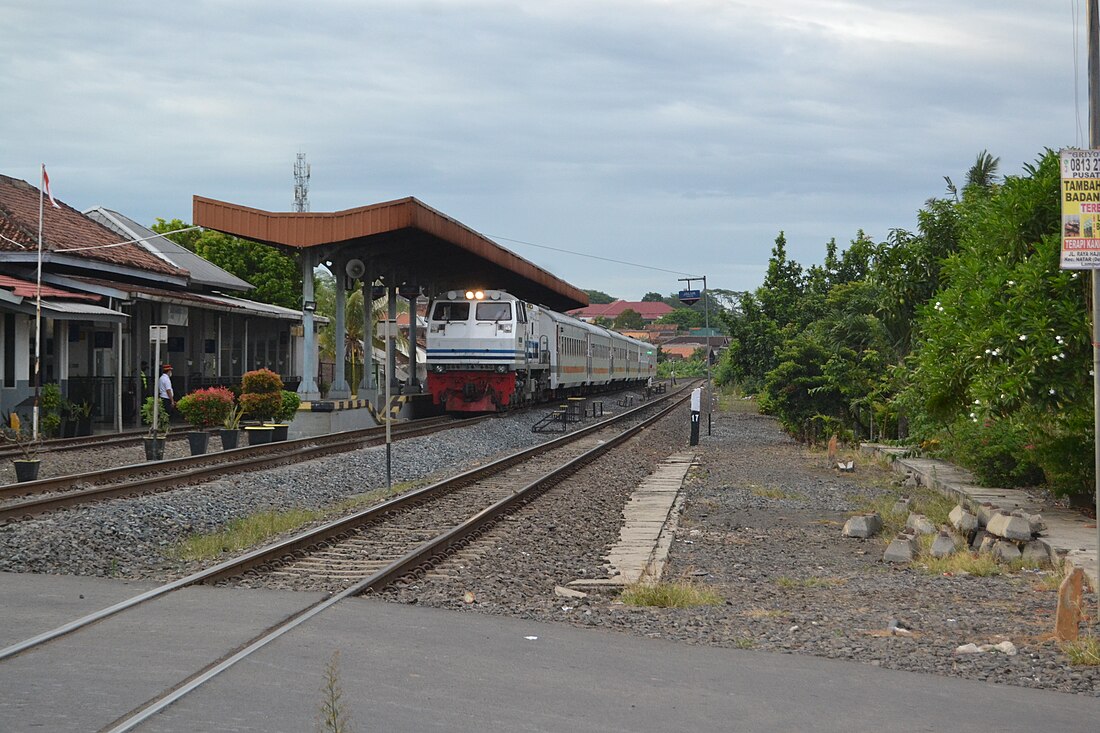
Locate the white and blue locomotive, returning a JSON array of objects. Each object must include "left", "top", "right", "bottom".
[{"left": 426, "top": 289, "right": 656, "bottom": 412}]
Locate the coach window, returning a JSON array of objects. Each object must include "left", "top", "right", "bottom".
[
  {"left": 432, "top": 302, "right": 470, "bottom": 321},
  {"left": 475, "top": 302, "right": 511, "bottom": 321}
]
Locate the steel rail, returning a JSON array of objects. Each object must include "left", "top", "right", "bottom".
[
  {"left": 0, "top": 389, "right": 684, "bottom": 663},
  {"left": 0, "top": 417, "right": 468, "bottom": 520},
  {"left": 99, "top": 391, "right": 689, "bottom": 733}
]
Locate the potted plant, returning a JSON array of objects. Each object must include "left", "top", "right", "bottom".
[
  {"left": 1, "top": 415, "right": 42, "bottom": 482},
  {"left": 39, "top": 383, "right": 62, "bottom": 438},
  {"left": 60, "top": 399, "right": 78, "bottom": 438},
  {"left": 141, "top": 396, "right": 170, "bottom": 460},
  {"left": 240, "top": 368, "right": 282, "bottom": 445},
  {"left": 220, "top": 402, "right": 244, "bottom": 450},
  {"left": 72, "top": 400, "right": 93, "bottom": 436},
  {"left": 176, "top": 387, "right": 234, "bottom": 455},
  {"left": 264, "top": 390, "right": 301, "bottom": 441}
]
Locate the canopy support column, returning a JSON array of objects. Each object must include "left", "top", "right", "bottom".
[
  {"left": 329, "top": 265, "right": 351, "bottom": 399},
  {"left": 297, "top": 251, "right": 321, "bottom": 401}
]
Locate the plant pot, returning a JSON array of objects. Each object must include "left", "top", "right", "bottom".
[
  {"left": 245, "top": 426, "right": 274, "bottom": 445},
  {"left": 219, "top": 428, "right": 240, "bottom": 450},
  {"left": 143, "top": 436, "right": 166, "bottom": 461},
  {"left": 186, "top": 431, "right": 209, "bottom": 456},
  {"left": 13, "top": 459, "right": 40, "bottom": 482},
  {"left": 62, "top": 419, "right": 77, "bottom": 438},
  {"left": 77, "top": 417, "right": 92, "bottom": 436},
  {"left": 264, "top": 423, "right": 289, "bottom": 441}
]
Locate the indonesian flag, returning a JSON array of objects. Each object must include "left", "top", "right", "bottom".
[{"left": 42, "top": 165, "right": 60, "bottom": 209}]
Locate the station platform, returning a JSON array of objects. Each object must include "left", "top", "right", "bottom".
[{"left": 1, "top": 572, "right": 1096, "bottom": 732}]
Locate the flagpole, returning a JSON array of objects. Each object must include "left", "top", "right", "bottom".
[{"left": 33, "top": 165, "right": 44, "bottom": 441}]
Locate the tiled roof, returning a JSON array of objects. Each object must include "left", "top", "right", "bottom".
[
  {"left": 0, "top": 174, "right": 184, "bottom": 277},
  {"left": 567, "top": 300, "right": 675, "bottom": 321},
  {"left": 0, "top": 273, "right": 101, "bottom": 302}
]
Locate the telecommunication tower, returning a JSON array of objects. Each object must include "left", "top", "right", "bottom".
[{"left": 293, "top": 152, "right": 311, "bottom": 212}]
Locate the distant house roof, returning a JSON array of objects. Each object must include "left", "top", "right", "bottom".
[
  {"left": 567, "top": 300, "right": 675, "bottom": 322},
  {"left": 0, "top": 273, "right": 126, "bottom": 323},
  {"left": 84, "top": 206, "right": 252, "bottom": 292},
  {"left": 0, "top": 175, "right": 185, "bottom": 280}
]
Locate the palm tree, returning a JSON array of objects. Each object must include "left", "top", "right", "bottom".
[{"left": 965, "top": 150, "right": 1001, "bottom": 191}]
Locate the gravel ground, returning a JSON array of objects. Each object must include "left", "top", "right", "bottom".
[
  {"left": 385, "top": 400, "right": 1100, "bottom": 698},
  {"left": 2, "top": 394, "right": 1098, "bottom": 696}
]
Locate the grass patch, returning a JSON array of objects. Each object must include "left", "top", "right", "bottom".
[
  {"left": 1062, "top": 633, "right": 1100, "bottom": 666},
  {"left": 775, "top": 576, "right": 845, "bottom": 589},
  {"left": 172, "top": 479, "right": 430, "bottom": 562},
  {"left": 918, "top": 551, "right": 1004, "bottom": 577},
  {"left": 620, "top": 581, "right": 724, "bottom": 608},
  {"left": 175, "top": 508, "right": 324, "bottom": 560}
]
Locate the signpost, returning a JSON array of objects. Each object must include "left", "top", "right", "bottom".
[{"left": 678, "top": 276, "right": 711, "bottom": 436}]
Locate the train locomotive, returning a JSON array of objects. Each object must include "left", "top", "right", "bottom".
[{"left": 426, "top": 289, "right": 656, "bottom": 413}]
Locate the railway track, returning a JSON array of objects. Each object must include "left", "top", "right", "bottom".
[
  {"left": 1, "top": 386, "right": 691, "bottom": 732},
  {"left": 0, "top": 415, "right": 472, "bottom": 522},
  {"left": 0, "top": 427, "right": 188, "bottom": 461}
]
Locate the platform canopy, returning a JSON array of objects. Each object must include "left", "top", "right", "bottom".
[{"left": 193, "top": 195, "right": 588, "bottom": 312}]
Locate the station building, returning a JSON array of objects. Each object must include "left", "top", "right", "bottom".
[{"left": 0, "top": 174, "right": 317, "bottom": 431}]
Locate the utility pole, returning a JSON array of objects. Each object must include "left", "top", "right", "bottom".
[
  {"left": 1088, "top": 0, "right": 1100, "bottom": 619},
  {"left": 678, "top": 275, "right": 712, "bottom": 436}
]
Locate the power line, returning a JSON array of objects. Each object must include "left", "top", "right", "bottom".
[{"left": 488, "top": 233, "right": 698, "bottom": 278}]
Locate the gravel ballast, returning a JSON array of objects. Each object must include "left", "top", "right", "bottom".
[{"left": 1, "top": 396, "right": 1098, "bottom": 696}]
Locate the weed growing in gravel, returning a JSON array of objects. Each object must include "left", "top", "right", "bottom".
[
  {"left": 620, "top": 581, "right": 724, "bottom": 608},
  {"left": 918, "top": 551, "right": 1003, "bottom": 577},
  {"left": 1062, "top": 633, "right": 1100, "bottom": 666},
  {"left": 174, "top": 508, "right": 323, "bottom": 560},
  {"left": 172, "top": 480, "right": 431, "bottom": 561}
]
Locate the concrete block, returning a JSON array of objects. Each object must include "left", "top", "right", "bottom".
[
  {"left": 986, "top": 512, "right": 1032, "bottom": 542},
  {"left": 930, "top": 531, "right": 958, "bottom": 558},
  {"left": 1020, "top": 540, "right": 1051, "bottom": 567},
  {"left": 842, "top": 513, "right": 883, "bottom": 539},
  {"left": 948, "top": 505, "right": 978, "bottom": 533},
  {"left": 906, "top": 513, "right": 936, "bottom": 535},
  {"left": 975, "top": 502, "right": 999, "bottom": 527},
  {"left": 883, "top": 536, "right": 915, "bottom": 564},
  {"left": 991, "top": 540, "right": 1022, "bottom": 563}
]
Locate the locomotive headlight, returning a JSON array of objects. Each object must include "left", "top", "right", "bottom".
[
  {"left": 496, "top": 365, "right": 508, "bottom": 373},
  {"left": 475, "top": 290, "right": 485, "bottom": 300},
  {"left": 432, "top": 365, "right": 446, "bottom": 373},
  {"left": 465, "top": 290, "right": 474, "bottom": 300}
]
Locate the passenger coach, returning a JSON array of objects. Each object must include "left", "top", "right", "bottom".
[{"left": 426, "top": 289, "right": 655, "bottom": 412}]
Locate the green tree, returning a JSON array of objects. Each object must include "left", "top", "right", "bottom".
[
  {"left": 657, "top": 308, "right": 704, "bottom": 330},
  {"left": 612, "top": 308, "right": 644, "bottom": 330},
  {"left": 641, "top": 291, "right": 665, "bottom": 302},
  {"left": 584, "top": 289, "right": 615, "bottom": 304},
  {"left": 153, "top": 218, "right": 302, "bottom": 308}
]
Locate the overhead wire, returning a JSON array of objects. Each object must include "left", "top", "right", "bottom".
[{"left": 488, "top": 233, "right": 701, "bottom": 279}]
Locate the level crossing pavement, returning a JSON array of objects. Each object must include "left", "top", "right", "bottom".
[{"left": 0, "top": 572, "right": 1096, "bottom": 732}]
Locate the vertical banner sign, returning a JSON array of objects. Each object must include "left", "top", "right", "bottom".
[{"left": 1060, "top": 148, "right": 1100, "bottom": 268}]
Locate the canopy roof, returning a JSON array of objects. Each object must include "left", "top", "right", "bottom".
[{"left": 193, "top": 195, "right": 588, "bottom": 312}]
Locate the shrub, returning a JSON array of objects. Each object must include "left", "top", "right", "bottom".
[
  {"left": 240, "top": 392, "right": 282, "bottom": 422},
  {"left": 240, "top": 368, "right": 285, "bottom": 423},
  {"left": 940, "top": 415, "right": 1044, "bottom": 488},
  {"left": 241, "top": 368, "right": 283, "bottom": 395},
  {"left": 277, "top": 390, "right": 301, "bottom": 422},
  {"left": 176, "top": 387, "right": 235, "bottom": 429}
]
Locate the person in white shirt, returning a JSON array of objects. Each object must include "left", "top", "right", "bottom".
[{"left": 159, "top": 364, "right": 175, "bottom": 417}]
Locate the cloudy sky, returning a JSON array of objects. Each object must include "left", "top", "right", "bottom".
[{"left": 1, "top": 1, "right": 1081, "bottom": 300}]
